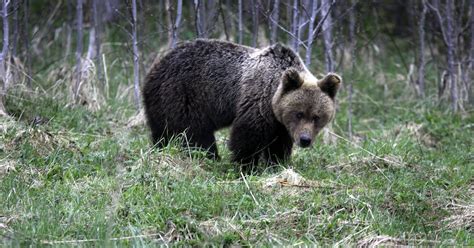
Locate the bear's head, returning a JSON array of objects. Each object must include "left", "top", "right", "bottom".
[{"left": 272, "top": 69, "right": 341, "bottom": 148}]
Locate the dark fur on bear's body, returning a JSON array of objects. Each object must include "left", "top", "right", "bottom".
[{"left": 143, "top": 39, "right": 338, "bottom": 165}]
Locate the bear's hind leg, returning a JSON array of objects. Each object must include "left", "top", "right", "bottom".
[
  {"left": 148, "top": 118, "right": 171, "bottom": 148},
  {"left": 184, "top": 129, "right": 219, "bottom": 160}
]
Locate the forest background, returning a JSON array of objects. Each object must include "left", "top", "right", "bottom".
[{"left": 0, "top": 0, "right": 472, "bottom": 246}]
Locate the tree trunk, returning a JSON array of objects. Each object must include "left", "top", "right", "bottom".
[
  {"left": 250, "top": 0, "right": 258, "bottom": 47},
  {"left": 306, "top": 0, "right": 318, "bottom": 65},
  {"left": 291, "top": 0, "right": 299, "bottom": 51},
  {"left": 467, "top": 0, "right": 473, "bottom": 104},
  {"left": 321, "top": 0, "right": 334, "bottom": 72},
  {"left": 270, "top": 0, "right": 279, "bottom": 44},
  {"left": 11, "top": 0, "right": 19, "bottom": 57},
  {"left": 104, "top": 0, "right": 120, "bottom": 22},
  {"left": 471, "top": 0, "right": 474, "bottom": 71},
  {"left": 194, "top": 0, "right": 203, "bottom": 38},
  {"left": 170, "top": 0, "right": 182, "bottom": 48},
  {"left": 131, "top": 0, "right": 141, "bottom": 110},
  {"left": 65, "top": 0, "right": 73, "bottom": 59},
  {"left": 205, "top": 0, "right": 218, "bottom": 37},
  {"left": 348, "top": 0, "right": 356, "bottom": 140},
  {"left": 295, "top": 1, "right": 307, "bottom": 53},
  {"left": 0, "top": 0, "right": 9, "bottom": 116},
  {"left": 416, "top": 0, "right": 427, "bottom": 98},
  {"left": 92, "top": 0, "right": 102, "bottom": 82},
  {"left": 219, "top": 0, "right": 229, "bottom": 41},
  {"left": 446, "top": 0, "right": 458, "bottom": 112},
  {"left": 238, "top": 0, "right": 243, "bottom": 44},
  {"left": 86, "top": 28, "right": 96, "bottom": 60},
  {"left": 23, "top": 0, "right": 30, "bottom": 87},
  {"left": 74, "top": 0, "right": 83, "bottom": 101},
  {"left": 321, "top": 0, "right": 336, "bottom": 144},
  {"left": 165, "top": 0, "right": 174, "bottom": 44}
]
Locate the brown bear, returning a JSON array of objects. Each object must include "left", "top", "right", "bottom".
[{"left": 143, "top": 39, "right": 341, "bottom": 165}]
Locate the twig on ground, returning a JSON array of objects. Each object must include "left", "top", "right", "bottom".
[{"left": 241, "top": 171, "right": 261, "bottom": 207}]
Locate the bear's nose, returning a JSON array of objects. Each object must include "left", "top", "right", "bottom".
[{"left": 299, "top": 135, "right": 312, "bottom": 148}]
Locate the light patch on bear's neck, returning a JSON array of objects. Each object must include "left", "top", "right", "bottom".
[
  {"left": 249, "top": 46, "right": 270, "bottom": 58},
  {"left": 299, "top": 69, "right": 319, "bottom": 87}
]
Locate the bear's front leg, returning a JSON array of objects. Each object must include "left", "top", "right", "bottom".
[
  {"left": 263, "top": 133, "right": 293, "bottom": 165},
  {"left": 229, "top": 122, "right": 265, "bottom": 167}
]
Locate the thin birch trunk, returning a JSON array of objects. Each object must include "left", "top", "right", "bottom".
[
  {"left": 86, "top": 28, "right": 96, "bottom": 60},
  {"left": 206, "top": 0, "right": 218, "bottom": 37},
  {"left": 251, "top": 0, "right": 258, "bottom": 47},
  {"left": 65, "top": 0, "right": 72, "bottom": 59},
  {"left": 23, "top": 0, "right": 30, "bottom": 86},
  {"left": 306, "top": 0, "right": 318, "bottom": 65},
  {"left": 270, "top": 0, "right": 279, "bottom": 44},
  {"left": 238, "top": 0, "right": 243, "bottom": 44},
  {"left": 321, "top": 0, "right": 334, "bottom": 72},
  {"left": 471, "top": 0, "right": 474, "bottom": 71},
  {"left": 165, "top": 0, "right": 173, "bottom": 45},
  {"left": 321, "top": 0, "right": 335, "bottom": 144},
  {"left": 92, "top": 0, "right": 102, "bottom": 82},
  {"left": 200, "top": 0, "right": 208, "bottom": 37},
  {"left": 12, "top": 0, "right": 19, "bottom": 57},
  {"left": 0, "top": 0, "right": 9, "bottom": 116},
  {"left": 446, "top": 0, "right": 458, "bottom": 112},
  {"left": 348, "top": 0, "right": 356, "bottom": 140},
  {"left": 218, "top": 0, "right": 229, "bottom": 41},
  {"left": 417, "top": 0, "right": 427, "bottom": 98},
  {"left": 23, "top": 0, "right": 31, "bottom": 88},
  {"left": 295, "top": 0, "right": 307, "bottom": 53},
  {"left": 131, "top": 0, "right": 141, "bottom": 110},
  {"left": 468, "top": 0, "right": 473, "bottom": 103},
  {"left": 74, "top": 0, "right": 83, "bottom": 101},
  {"left": 291, "top": 0, "right": 299, "bottom": 51},
  {"left": 170, "top": 0, "right": 182, "bottom": 48},
  {"left": 194, "top": 0, "right": 203, "bottom": 38}
]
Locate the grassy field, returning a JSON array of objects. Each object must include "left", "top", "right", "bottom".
[{"left": 1, "top": 48, "right": 473, "bottom": 246}]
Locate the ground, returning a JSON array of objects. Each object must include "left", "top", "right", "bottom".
[{"left": 0, "top": 54, "right": 472, "bottom": 246}]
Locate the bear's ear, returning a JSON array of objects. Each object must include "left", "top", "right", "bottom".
[
  {"left": 318, "top": 73, "right": 341, "bottom": 99},
  {"left": 281, "top": 69, "right": 303, "bottom": 92},
  {"left": 270, "top": 43, "right": 284, "bottom": 55}
]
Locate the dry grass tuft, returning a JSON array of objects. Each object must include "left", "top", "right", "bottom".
[
  {"left": 262, "top": 168, "right": 312, "bottom": 188},
  {"left": 357, "top": 235, "right": 408, "bottom": 247},
  {"left": 0, "top": 215, "right": 17, "bottom": 234},
  {"left": 0, "top": 159, "right": 16, "bottom": 177},
  {"left": 443, "top": 203, "right": 474, "bottom": 231},
  {"left": 158, "top": 155, "right": 207, "bottom": 179},
  {"left": 443, "top": 185, "right": 474, "bottom": 231},
  {"left": 0, "top": 116, "right": 17, "bottom": 134},
  {"left": 260, "top": 168, "right": 335, "bottom": 196},
  {"left": 198, "top": 217, "right": 242, "bottom": 237},
  {"left": 6, "top": 128, "right": 80, "bottom": 156},
  {"left": 357, "top": 234, "right": 454, "bottom": 247},
  {"left": 126, "top": 108, "right": 146, "bottom": 129},
  {"left": 392, "top": 122, "right": 437, "bottom": 148},
  {"left": 73, "top": 59, "right": 105, "bottom": 111},
  {"left": 328, "top": 154, "right": 405, "bottom": 172}
]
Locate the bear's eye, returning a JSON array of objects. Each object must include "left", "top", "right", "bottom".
[
  {"left": 296, "top": 112, "right": 304, "bottom": 119},
  {"left": 312, "top": 116, "right": 320, "bottom": 122}
]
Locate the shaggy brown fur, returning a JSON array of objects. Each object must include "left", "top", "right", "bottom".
[{"left": 143, "top": 39, "right": 340, "bottom": 166}]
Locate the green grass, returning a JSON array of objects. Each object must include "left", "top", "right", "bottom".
[{"left": 1, "top": 43, "right": 473, "bottom": 246}]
